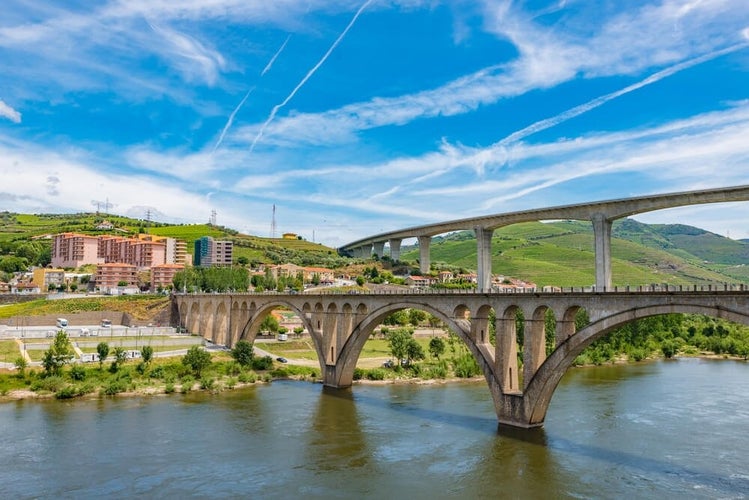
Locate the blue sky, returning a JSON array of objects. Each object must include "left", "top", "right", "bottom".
[{"left": 1, "top": 0, "right": 749, "bottom": 247}]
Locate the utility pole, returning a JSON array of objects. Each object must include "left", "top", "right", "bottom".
[{"left": 270, "top": 204, "right": 277, "bottom": 238}]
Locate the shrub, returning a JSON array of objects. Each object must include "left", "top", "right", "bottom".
[
  {"left": 149, "top": 366, "right": 165, "bottom": 379},
  {"left": 271, "top": 368, "right": 289, "bottom": 378},
  {"left": 427, "top": 364, "right": 448, "bottom": 379},
  {"left": 226, "top": 377, "right": 237, "bottom": 389},
  {"left": 69, "top": 365, "right": 86, "bottom": 381},
  {"left": 353, "top": 368, "right": 364, "bottom": 381},
  {"left": 200, "top": 377, "right": 215, "bottom": 390},
  {"left": 238, "top": 372, "right": 257, "bottom": 384},
  {"left": 366, "top": 369, "right": 386, "bottom": 381},
  {"left": 252, "top": 356, "right": 274, "bottom": 371},
  {"left": 103, "top": 380, "right": 128, "bottom": 395},
  {"left": 453, "top": 354, "right": 480, "bottom": 378},
  {"left": 628, "top": 347, "right": 648, "bottom": 362},
  {"left": 55, "top": 385, "right": 79, "bottom": 399},
  {"left": 31, "top": 375, "right": 65, "bottom": 393},
  {"left": 224, "top": 361, "right": 242, "bottom": 376},
  {"left": 164, "top": 383, "right": 175, "bottom": 394}
]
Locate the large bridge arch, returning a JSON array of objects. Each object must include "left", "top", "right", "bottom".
[
  {"left": 328, "top": 300, "right": 496, "bottom": 390},
  {"left": 523, "top": 303, "right": 749, "bottom": 427},
  {"left": 238, "top": 300, "right": 319, "bottom": 365}
]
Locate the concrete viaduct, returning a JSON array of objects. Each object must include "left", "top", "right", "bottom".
[
  {"left": 339, "top": 184, "right": 749, "bottom": 292},
  {"left": 174, "top": 287, "right": 749, "bottom": 428}
]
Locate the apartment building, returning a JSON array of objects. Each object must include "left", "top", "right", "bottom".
[
  {"left": 151, "top": 264, "right": 184, "bottom": 290},
  {"left": 51, "top": 233, "right": 103, "bottom": 268},
  {"left": 51, "top": 232, "right": 179, "bottom": 270},
  {"left": 93, "top": 263, "right": 137, "bottom": 290},
  {"left": 193, "top": 236, "right": 233, "bottom": 267}
]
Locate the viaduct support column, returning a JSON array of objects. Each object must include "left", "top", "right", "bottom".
[
  {"left": 418, "top": 236, "right": 431, "bottom": 276},
  {"left": 372, "top": 242, "right": 385, "bottom": 260},
  {"left": 388, "top": 238, "right": 402, "bottom": 262},
  {"left": 592, "top": 213, "right": 612, "bottom": 291},
  {"left": 475, "top": 227, "right": 494, "bottom": 292}
]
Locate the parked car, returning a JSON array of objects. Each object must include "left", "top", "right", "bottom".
[{"left": 276, "top": 357, "right": 288, "bottom": 363}]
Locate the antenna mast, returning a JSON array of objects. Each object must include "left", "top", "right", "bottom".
[{"left": 270, "top": 204, "right": 277, "bottom": 238}]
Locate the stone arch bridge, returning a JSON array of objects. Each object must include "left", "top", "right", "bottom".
[{"left": 173, "top": 287, "right": 749, "bottom": 428}]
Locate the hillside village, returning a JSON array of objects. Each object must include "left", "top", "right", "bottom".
[
  {"left": 0, "top": 212, "right": 540, "bottom": 296},
  {"left": 2, "top": 211, "right": 749, "bottom": 298}
]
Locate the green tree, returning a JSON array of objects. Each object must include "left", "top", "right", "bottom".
[
  {"left": 42, "top": 330, "right": 74, "bottom": 375},
  {"left": 14, "top": 356, "right": 27, "bottom": 377},
  {"left": 110, "top": 347, "right": 127, "bottom": 373},
  {"left": 661, "top": 340, "right": 678, "bottom": 359},
  {"left": 231, "top": 340, "right": 254, "bottom": 367},
  {"left": 355, "top": 275, "right": 365, "bottom": 286},
  {"left": 405, "top": 339, "right": 425, "bottom": 365},
  {"left": 0, "top": 256, "right": 28, "bottom": 273},
  {"left": 96, "top": 342, "right": 109, "bottom": 369},
  {"left": 429, "top": 337, "right": 446, "bottom": 359},
  {"left": 141, "top": 345, "right": 154, "bottom": 365},
  {"left": 408, "top": 309, "right": 427, "bottom": 326},
  {"left": 260, "top": 314, "right": 279, "bottom": 334},
  {"left": 387, "top": 328, "right": 412, "bottom": 365},
  {"left": 182, "top": 346, "right": 212, "bottom": 377}
]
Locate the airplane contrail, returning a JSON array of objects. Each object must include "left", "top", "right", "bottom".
[
  {"left": 495, "top": 41, "right": 749, "bottom": 148},
  {"left": 249, "top": 0, "right": 374, "bottom": 153},
  {"left": 262, "top": 35, "right": 291, "bottom": 76},
  {"left": 213, "top": 34, "right": 293, "bottom": 152},
  {"left": 213, "top": 87, "right": 255, "bottom": 152}
]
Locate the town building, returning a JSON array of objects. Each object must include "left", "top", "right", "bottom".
[
  {"left": 51, "top": 232, "right": 184, "bottom": 270},
  {"left": 51, "top": 233, "right": 103, "bottom": 268},
  {"left": 151, "top": 264, "right": 185, "bottom": 290},
  {"left": 193, "top": 236, "right": 233, "bottom": 267},
  {"left": 92, "top": 263, "right": 138, "bottom": 293},
  {"left": 32, "top": 268, "right": 66, "bottom": 291}
]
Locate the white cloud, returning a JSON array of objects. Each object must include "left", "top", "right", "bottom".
[{"left": 0, "top": 99, "right": 21, "bottom": 123}]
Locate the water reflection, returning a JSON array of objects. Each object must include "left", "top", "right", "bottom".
[
  {"left": 0, "top": 360, "right": 748, "bottom": 498},
  {"left": 307, "top": 386, "right": 370, "bottom": 471}
]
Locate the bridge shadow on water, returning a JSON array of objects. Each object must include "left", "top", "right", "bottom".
[
  {"left": 321, "top": 385, "right": 749, "bottom": 495},
  {"left": 321, "top": 385, "right": 499, "bottom": 434}
]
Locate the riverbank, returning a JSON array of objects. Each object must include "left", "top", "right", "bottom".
[{"left": 2, "top": 350, "right": 745, "bottom": 404}]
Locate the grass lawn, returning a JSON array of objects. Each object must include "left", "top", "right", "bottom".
[
  {"left": 258, "top": 336, "right": 439, "bottom": 361},
  {"left": 0, "top": 340, "right": 21, "bottom": 363}
]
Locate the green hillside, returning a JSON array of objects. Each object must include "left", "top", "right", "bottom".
[
  {"left": 0, "top": 212, "right": 342, "bottom": 268},
  {"left": 2, "top": 212, "right": 748, "bottom": 287},
  {"left": 401, "top": 220, "right": 749, "bottom": 287}
]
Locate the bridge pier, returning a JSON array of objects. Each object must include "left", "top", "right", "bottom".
[
  {"left": 592, "top": 213, "right": 612, "bottom": 291},
  {"left": 475, "top": 227, "right": 494, "bottom": 291},
  {"left": 388, "top": 238, "right": 401, "bottom": 261},
  {"left": 418, "top": 236, "right": 431, "bottom": 275},
  {"left": 372, "top": 241, "right": 385, "bottom": 259}
]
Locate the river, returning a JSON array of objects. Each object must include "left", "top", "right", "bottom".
[{"left": 1, "top": 358, "right": 747, "bottom": 499}]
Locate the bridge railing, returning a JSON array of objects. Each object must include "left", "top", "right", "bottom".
[{"left": 174, "top": 283, "right": 749, "bottom": 297}]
